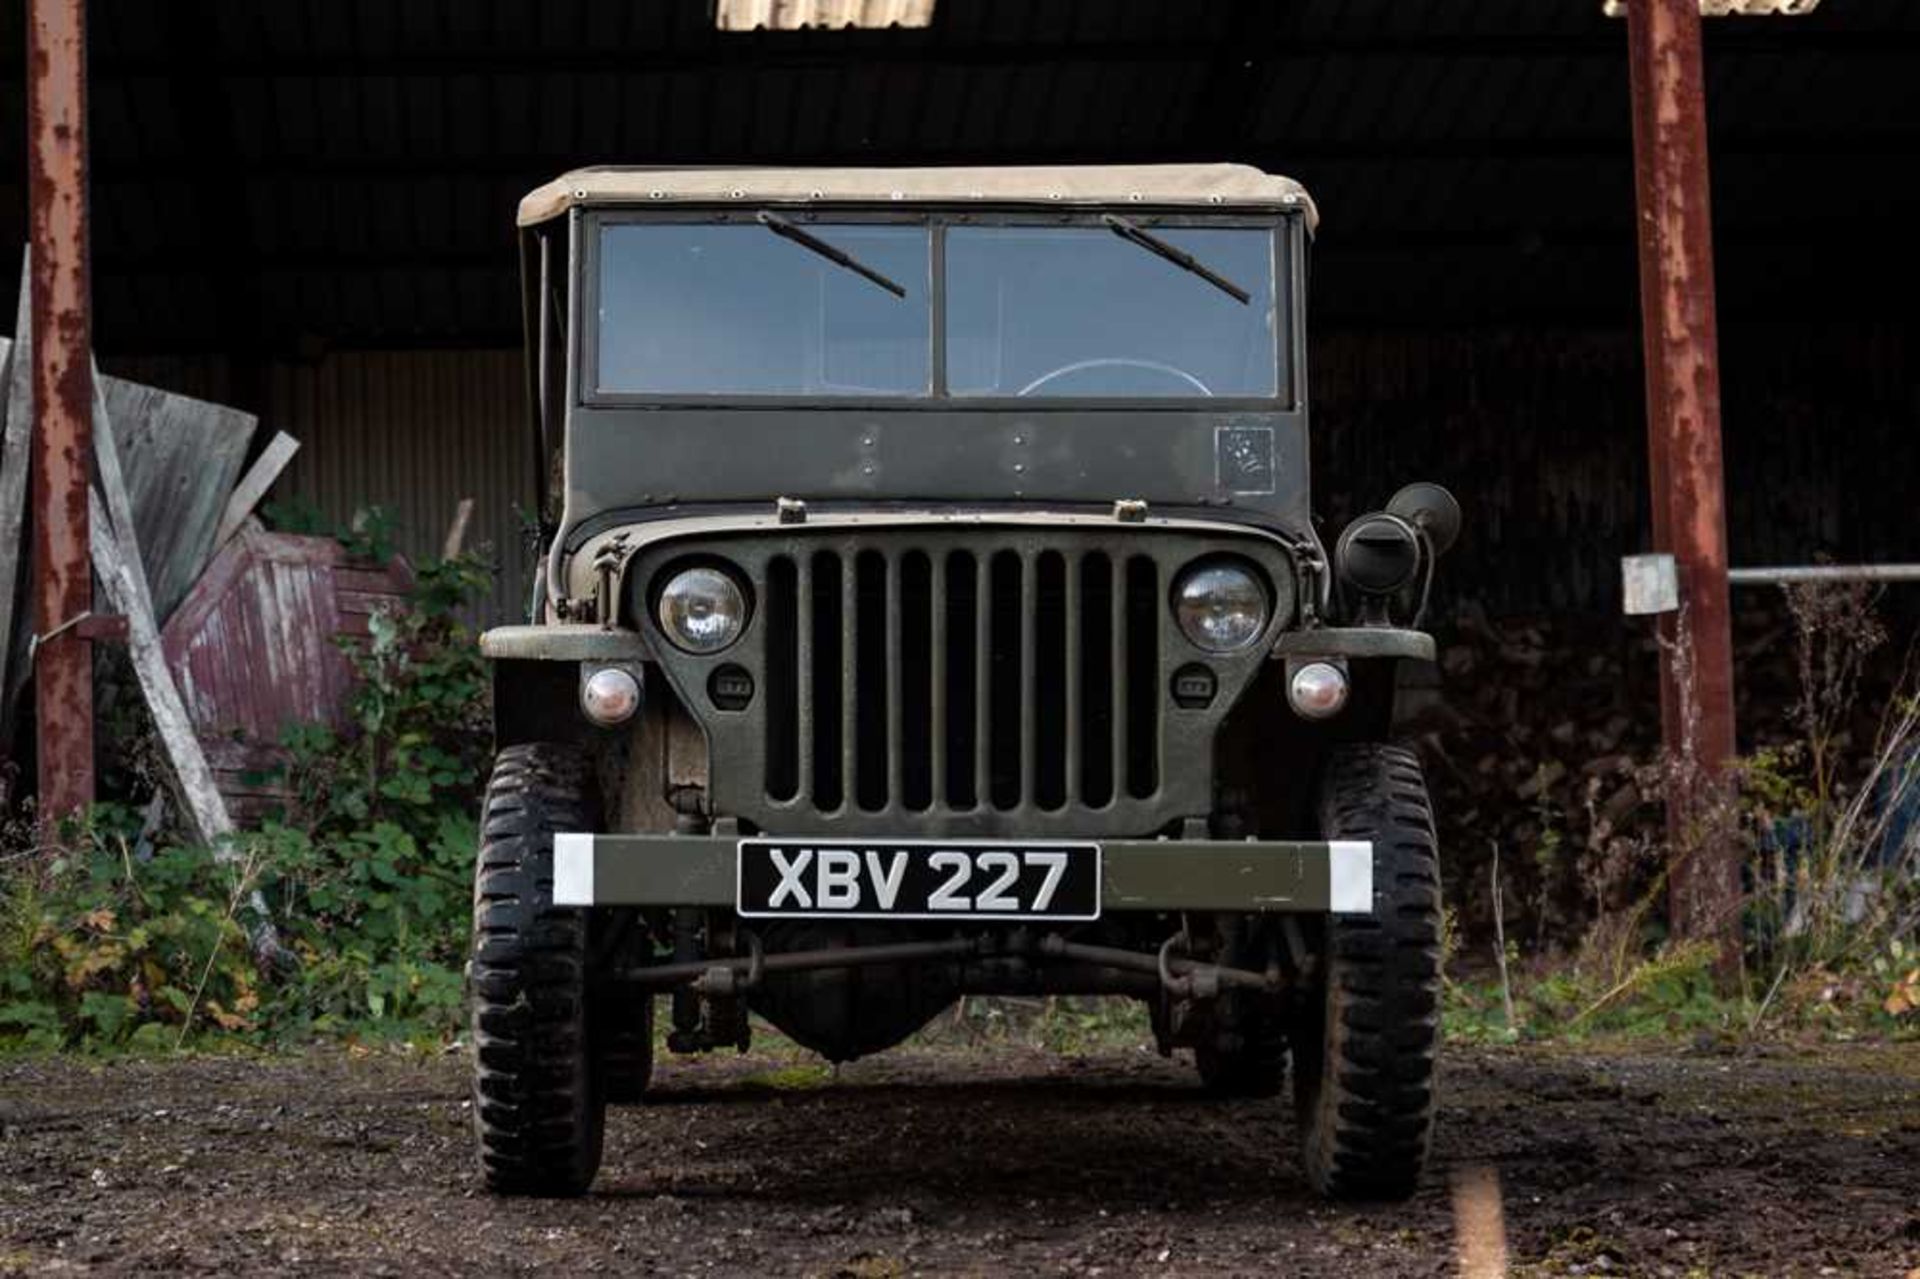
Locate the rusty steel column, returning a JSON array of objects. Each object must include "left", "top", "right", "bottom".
[
  {"left": 26, "top": 0, "right": 95, "bottom": 820},
  {"left": 1625, "top": 0, "right": 1738, "bottom": 968}
]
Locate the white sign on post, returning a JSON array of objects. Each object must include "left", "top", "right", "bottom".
[{"left": 1622, "top": 553, "right": 1681, "bottom": 616}]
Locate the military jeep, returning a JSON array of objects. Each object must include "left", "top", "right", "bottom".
[{"left": 471, "top": 164, "right": 1457, "bottom": 1200}]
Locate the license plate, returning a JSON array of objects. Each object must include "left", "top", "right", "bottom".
[{"left": 736, "top": 839, "right": 1101, "bottom": 921}]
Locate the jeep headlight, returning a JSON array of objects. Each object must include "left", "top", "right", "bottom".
[
  {"left": 656, "top": 566, "right": 749, "bottom": 654},
  {"left": 1172, "top": 560, "right": 1269, "bottom": 653}
]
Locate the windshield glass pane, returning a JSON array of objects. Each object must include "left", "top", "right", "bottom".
[
  {"left": 946, "top": 226, "right": 1278, "bottom": 398},
  {"left": 596, "top": 222, "right": 931, "bottom": 395}
]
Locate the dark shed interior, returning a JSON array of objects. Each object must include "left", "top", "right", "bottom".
[{"left": 0, "top": 0, "right": 1915, "bottom": 622}]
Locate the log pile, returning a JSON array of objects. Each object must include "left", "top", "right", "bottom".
[
  {"left": 1414, "top": 594, "right": 1912, "bottom": 943},
  {"left": 1409, "top": 605, "right": 1668, "bottom": 942}
]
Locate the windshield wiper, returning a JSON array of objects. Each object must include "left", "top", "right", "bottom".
[
  {"left": 755, "top": 209, "right": 906, "bottom": 299},
  {"left": 1100, "top": 213, "right": 1251, "bottom": 305}
]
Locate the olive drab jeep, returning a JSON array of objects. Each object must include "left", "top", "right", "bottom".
[{"left": 469, "top": 164, "right": 1459, "bottom": 1200}]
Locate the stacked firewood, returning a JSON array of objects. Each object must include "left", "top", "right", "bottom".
[
  {"left": 1413, "top": 594, "right": 1913, "bottom": 943},
  {"left": 1408, "top": 605, "right": 1669, "bottom": 943}
]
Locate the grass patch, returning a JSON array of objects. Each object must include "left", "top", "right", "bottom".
[{"left": 736, "top": 1061, "right": 835, "bottom": 1091}]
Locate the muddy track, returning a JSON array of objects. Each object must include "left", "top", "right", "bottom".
[{"left": 2, "top": 1037, "right": 1916, "bottom": 1275}]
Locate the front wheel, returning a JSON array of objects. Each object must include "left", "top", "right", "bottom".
[
  {"left": 1293, "top": 743, "right": 1443, "bottom": 1200},
  {"left": 469, "top": 743, "right": 608, "bottom": 1196}
]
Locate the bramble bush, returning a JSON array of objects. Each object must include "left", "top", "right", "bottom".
[
  {"left": 1447, "top": 584, "right": 1919, "bottom": 1046},
  {"left": 0, "top": 537, "right": 493, "bottom": 1051}
]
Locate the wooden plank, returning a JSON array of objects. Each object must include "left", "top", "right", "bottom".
[
  {"left": 160, "top": 518, "right": 266, "bottom": 654},
  {"left": 213, "top": 430, "right": 299, "bottom": 551},
  {"left": 333, "top": 567, "right": 403, "bottom": 595},
  {"left": 88, "top": 484, "right": 287, "bottom": 964},
  {"left": 441, "top": 497, "right": 475, "bottom": 559},
  {"left": 90, "top": 486, "right": 229, "bottom": 842},
  {"left": 161, "top": 525, "right": 411, "bottom": 754},
  {"left": 0, "top": 260, "right": 35, "bottom": 717},
  {"left": 89, "top": 359, "right": 155, "bottom": 625},
  {"left": 334, "top": 589, "right": 405, "bottom": 616},
  {"left": 100, "top": 375, "right": 255, "bottom": 623}
]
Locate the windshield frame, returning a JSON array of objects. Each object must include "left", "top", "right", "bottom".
[{"left": 576, "top": 207, "right": 1303, "bottom": 412}]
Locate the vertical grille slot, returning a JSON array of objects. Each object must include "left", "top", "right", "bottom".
[
  {"left": 853, "top": 551, "right": 890, "bottom": 811},
  {"left": 809, "top": 551, "right": 844, "bottom": 812},
  {"left": 1034, "top": 551, "right": 1068, "bottom": 811},
  {"left": 942, "top": 551, "right": 979, "bottom": 809},
  {"left": 987, "top": 550, "right": 1024, "bottom": 811},
  {"left": 1124, "top": 553, "right": 1160, "bottom": 799},
  {"left": 899, "top": 551, "right": 934, "bottom": 812},
  {"left": 764, "top": 555, "right": 799, "bottom": 802},
  {"left": 1078, "top": 552, "right": 1115, "bottom": 808}
]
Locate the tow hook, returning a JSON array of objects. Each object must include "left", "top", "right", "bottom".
[{"left": 1156, "top": 932, "right": 1219, "bottom": 999}]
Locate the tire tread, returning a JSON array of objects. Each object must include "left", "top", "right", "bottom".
[
  {"left": 1296, "top": 743, "right": 1442, "bottom": 1200},
  {"left": 469, "top": 743, "right": 606, "bottom": 1197}
]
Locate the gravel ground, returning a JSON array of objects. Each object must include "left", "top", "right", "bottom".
[{"left": 1, "top": 1031, "right": 1916, "bottom": 1276}]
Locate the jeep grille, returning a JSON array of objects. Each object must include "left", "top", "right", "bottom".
[
  {"left": 763, "top": 546, "right": 1164, "bottom": 816},
  {"left": 629, "top": 524, "right": 1296, "bottom": 839}
]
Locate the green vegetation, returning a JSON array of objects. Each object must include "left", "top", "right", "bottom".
[
  {"left": 1449, "top": 583, "right": 1918, "bottom": 1047},
  {"left": 0, "top": 544, "right": 491, "bottom": 1051},
  {"left": 1, "top": 554, "right": 1910, "bottom": 1057}
]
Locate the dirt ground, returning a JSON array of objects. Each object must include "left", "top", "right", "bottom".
[{"left": 2, "top": 1028, "right": 1916, "bottom": 1277}]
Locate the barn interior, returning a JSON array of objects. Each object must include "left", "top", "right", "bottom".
[
  {"left": 1, "top": 0, "right": 1915, "bottom": 853},
  {"left": 2, "top": 0, "right": 1913, "bottom": 628}
]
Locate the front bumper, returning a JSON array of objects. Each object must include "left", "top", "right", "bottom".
[{"left": 553, "top": 835, "right": 1374, "bottom": 914}]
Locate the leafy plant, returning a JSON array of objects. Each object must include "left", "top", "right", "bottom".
[
  {"left": 0, "top": 808, "right": 265, "bottom": 1050},
  {"left": 1741, "top": 584, "right": 1919, "bottom": 1029},
  {"left": 0, "top": 550, "right": 494, "bottom": 1051},
  {"left": 264, "top": 551, "right": 492, "bottom": 1035}
]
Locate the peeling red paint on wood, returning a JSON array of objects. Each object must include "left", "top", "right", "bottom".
[{"left": 159, "top": 521, "right": 413, "bottom": 821}]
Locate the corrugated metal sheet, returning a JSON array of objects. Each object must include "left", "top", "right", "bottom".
[
  {"left": 108, "top": 350, "right": 534, "bottom": 625},
  {"left": 268, "top": 350, "right": 534, "bottom": 625}
]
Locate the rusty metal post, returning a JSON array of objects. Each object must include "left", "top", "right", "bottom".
[
  {"left": 1625, "top": 0, "right": 1739, "bottom": 970},
  {"left": 26, "top": 0, "right": 95, "bottom": 820}
]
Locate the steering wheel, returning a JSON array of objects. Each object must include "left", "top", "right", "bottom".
[{"left": 1016, "top": 357, "right": 1213, "bottom": 398}]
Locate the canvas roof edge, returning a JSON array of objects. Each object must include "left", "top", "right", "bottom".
[{"left": 516, "top": 163, "right": 1318, "bottom": 231}]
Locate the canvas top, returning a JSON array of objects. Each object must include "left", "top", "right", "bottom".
[{"left": 517, "top": 162, "right": 1317, "bottom": 229}]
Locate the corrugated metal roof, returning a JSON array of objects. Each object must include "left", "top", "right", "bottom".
[{"left": 110, "top": 350, "right": 537, "bottom": 625}]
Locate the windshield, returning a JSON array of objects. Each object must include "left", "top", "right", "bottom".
[
  {"left": 596, "top": 222, "right": 932, "bottom": 396},
  {"left": 592, "top": 219, "right": 1282, "bottom": 400},
  {"left": 946, "top": 225, "right": 1277, "bottom": 398}
]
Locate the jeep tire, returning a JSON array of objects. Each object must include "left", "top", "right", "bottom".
[
  {"left": 1195, "top": 995, "right": 1289, "bottom": 1098},
  {"left": 1293, "top": 743, "right": 1442, "bottom": 1200},
  {"left": 469, "top": 743, "right": 608, "bottom": 1196}
]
